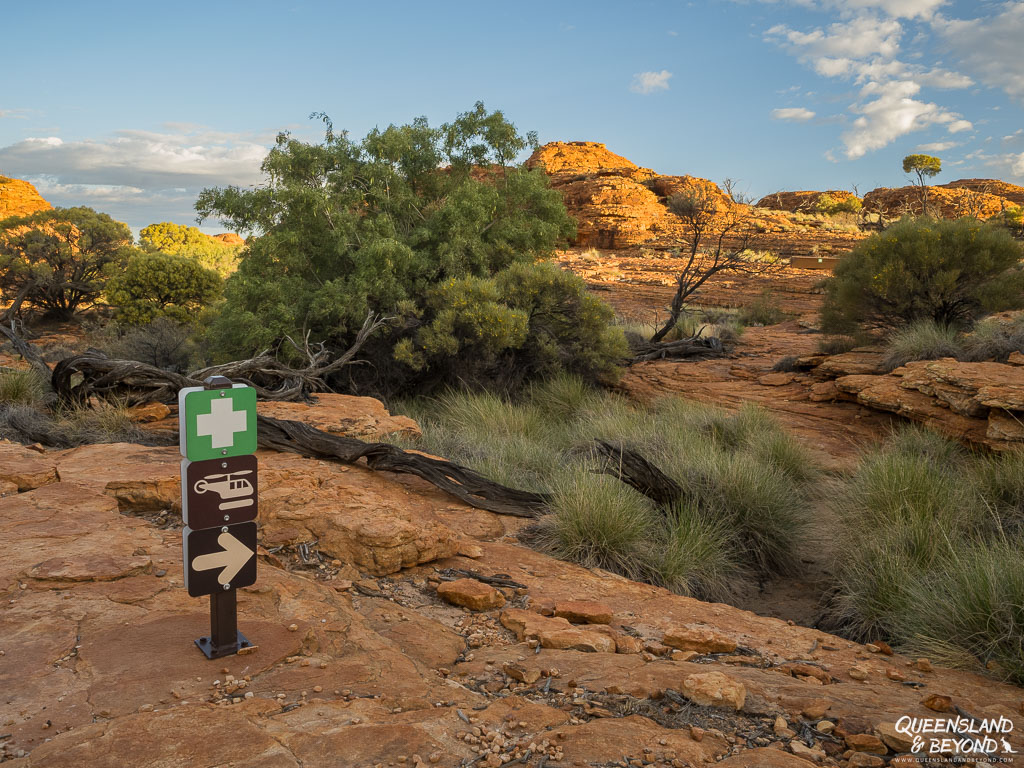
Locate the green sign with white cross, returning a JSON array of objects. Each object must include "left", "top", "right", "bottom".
[{"left": 178, "top": 385, "right": 258, "bottom": 461}]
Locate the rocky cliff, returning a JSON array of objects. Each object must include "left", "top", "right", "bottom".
[
  {"left": 0, "top": 175, "right": 52, "bottom": 220},
  {"left": 755, "top": 190, "right": 859, "bottom": 213},
  {"left": 862, "top": 184, "right": 1017, "bottom": 219}
]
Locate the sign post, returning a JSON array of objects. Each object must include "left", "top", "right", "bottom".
[{"left": 179, "top": 375, "right": 258, "bottom": 659}]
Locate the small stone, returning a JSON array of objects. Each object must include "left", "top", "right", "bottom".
[
  {"left": 885, "top": 667, "right": 906, "bottom": 682},
  {"left": 875, "top": 722, "right": 914, "bottom": 753},
  {"left": 847, "top": 753, "right": 885, "bottom": 768},
  {"left": 690, "top": 726, "right": 704, "bottom": 742},
  {"left": 916, "top": 658, "right": 933, "bottom": 672},
  {"left": 553, "top": 601, "right": 613, "bottom": 625},
  {"left": 845, "top": 733, "right": 887, "bottom": 755},
  {"left": 288, "top": 624, "right": 299, "bottom": 632},
  {"left": 503, "top": 663, "right": 541, "bottom": 684},
  {"left": 437, "top": 579, "right": 505, "bottom": 611},
  {"left": 663, "top": 626, "right": 737, "bottom": 654},
  {"left": 848, "top": 665, "right": 868, "bottom": 680},
  {"left": 789, "top": 740, "right": 826, "bottom": 762},
  {"left": 680, "top": 671, "right": 745, "bottom": 710},
  {"left": 920, "top": 693, "right": 952, "bottom": 712},
  {"left": 816, "top": 720, "right": 835, "bottom": 734},
  {"left": 801, "top": 700, "right": 831, "bottom": 719}
]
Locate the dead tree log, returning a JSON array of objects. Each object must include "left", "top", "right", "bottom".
[
  {"left": 631, "top": 335, "right": 724, "bottom": 362},
  {"left": 50, "top": 312, "right": 389, "bottom": 405},
  {"left": 590, "top": 439, "right": 683, "bottom": 508},
  {"left": 257, "top": 415, "right": 549, "bottom": 518}
]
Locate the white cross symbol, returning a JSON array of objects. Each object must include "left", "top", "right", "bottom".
[{"left": 195, "top": 397, "right": 249, "bottom": 449}]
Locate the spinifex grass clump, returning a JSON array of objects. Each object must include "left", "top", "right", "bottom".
[
  {"left": 395, "top": 376, "right": 819, "bottom": 601},
  {"left": 826, "top": 425, "right": 1024, "bottom": 684}
]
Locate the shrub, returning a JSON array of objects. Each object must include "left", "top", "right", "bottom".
[
  {"left": 106, "top": 251, "right": 222, "bottom": 326},
  {"left": 394, "top": 262, "right": 627, "bottom": 392},
  {"left": 881, "top": 319, "right": 964, "bottom": 370},
  {"left": 815, "top": 335, "right": 860, "bottom": 355},
  {"left": 820, "top": 217, "right": 1024, "bottom": 333},
  {"left": 0, "top": 207, "right": 132, "bottom": 318},
  {"left": 814, "top": 193, "right": 862, "bottom": 216},
  {"left": 138, "top": 222, "right": 242, "bottom": 276},
  {"left": 961, "top": 315, "right": 1024, "bottom": 362},
  {"left": 98, "top": 317, "right": 202, "bottom": 373},
  {"left": 737, "top": 290, "right": 788, "bottom": 326},
  {"left": 826, "top": 427, "right": 1024, "bottom": 683},
  {"left": 198, "top": 103, "right": 577, "bottom": 395},
  {"left": 400, "top": 389, "right": 818, "bottom": 595},
  {"left": 528, "top": 466, "right": 659, "bottom": 581},
  {"left": 0, "top": 369, "right": 48, "bottom": 407}
]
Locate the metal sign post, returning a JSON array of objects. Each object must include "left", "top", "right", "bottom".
[{"left": 179, "top": 375, "right": 259, "bottom": 659}]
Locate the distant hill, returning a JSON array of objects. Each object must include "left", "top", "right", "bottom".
[{"left": 0, "top": 176, "right": 52, "bottom": 220}]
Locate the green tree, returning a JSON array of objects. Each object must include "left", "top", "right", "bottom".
[
  {"left": 138, "top": 221, "right": 241, "bottom": 276},
  {"left": 196, "top": 104, "right": 581, "bottom": 394},
  {"left": 107, "top": 251, "right": 222, "bottom": 325},
  {"left": 902, "top": 154, "right": 942, "bottom": 214},
  {"left": 0, "top": 207, "right": 132, "bottom": 319},
  {"left": 821, "top": 217, "right": 1024, "bottom": 332}
]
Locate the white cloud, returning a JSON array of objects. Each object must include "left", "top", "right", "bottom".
[
  {"left": 936, "top": 2, "right": 1024, "bottom": 101},
  {"left": 836, "top": 0, "right": 946, "bottom": 19},
  {"left": 841, "top": 80, "right": 972, "bottom": 158},
  {"left": 916, "top": 140, "right": 958, "bottom": 152},
  {"left": 0, "top": 126, "right": 270, "bottom": 229},
  {"left": 766, "top": 16, "right": 903, "bottom": 60},
  {"left": 630, "top": 70, "right": 673, "bottom": 94},
  {"left": 772, "top": 107, "right": 817, "bottom": 121},
  {"left": 0, "top": 127, "right": 267, "bottom": 189}
]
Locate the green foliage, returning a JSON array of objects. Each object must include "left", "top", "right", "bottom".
[
  {"left": 737, "top": 290, "right": 788, "bottom": 326},
  {"left": 395, "top": 263, "right": 627, "bottom": 390},
  {"left": 197, "top": 103, "right": 577, "bottom": 396},
  {"left": 0, "top": 207, "right": 132, "bottom": 318},
  {"left": 902, "top": 154, "right": 942, "bottom": 180},
  {"left": 139, "top": 222, "right": 242, "bottom": 276},
  {"left": 826, "top": 427, "right": 1024, "bottom": 683},
  {"left": 398, "top": 385, "right": 818, "bottom": 600},
  {"left": 820, "top": 217, "right": 1024, "bottom": 332},
  {"left": 881, "top": 319, "right": 964, "bottom": 370},
  {"left": 107, "top": 251, "right": 222, "bottom": 326},
  {"left": 814, "top": 194, "right": 862, "bottom": 215},
  {"left": 0, "top": 368, "right": 48, "bottom": 407}
]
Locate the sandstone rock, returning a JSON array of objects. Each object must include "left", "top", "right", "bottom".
[
  {"left": 845, "top": 733, "right": 887, "bottom": 754},
  {"left": 614, "top": 634, "right": 643, "bottom": 654},
  {"left": 556, "top": 174, "right": 665, "bottom": 249},
  {"left": 436, "top": 578, "right": 505, "bottom": 611},
  {"left": 125, "top": 402, "right": 171, "bottom": 423},
  {"left": 502, "top": 662, "right": 541, "bottom": 684},
  {"left": 756, "top": 190, "right": 860, "bottom": 214},
  {"left": 863, "top": 184, "right": 1016, "bottom": 219},
  {"left": 1008, "top": 351, "right": 1024, "bottom": 366},
  {"left": 258, "top": 393, "right": 421, "bottom": 440},
  {"left": 942, "top": 178, "right": 1024, "bottom": 206},
  {"left": 717, "top": 747, "right": 820, "bottom": 767},
  {"left": 499, "top": 608, "right": 616, "bottom": 653},
  {"left": 847, "top": 753, "right": 885, "bottom": 768},
  {"left": 0, "top": 440, "right": 58, "bottom": 491},
  {"left": 848, "top": 666, "right": 868, "bottom": 681},
  {"left": 212, "top": 232, "right": 245, "bottom": 246},
  {"left": 680, "top": 671, "right": 746, "bottom": 710},
  {"left": 808, "top": 381, "right": 840, "bottom": 402},
  {"left": 526, "top": 141, "right": 657, "bottom": 180},
  {"left": 553, "top": 600, "right": 613, "bottom": 624},
  {"left": 921, "top": 693, "right": 951, "bottom": 712},
  {"left": 663, "top": 626, "right": 737, "bottom": 654},
  {"left": 875, "top": 722, "right": 914, "bottom": 753},
  {"left": 816, "top": 350, "right": 886, "bottom": 377},
  {"left": 788, "top": 740, "right": 826, "bottom": 762},
  {"left": 0, "top": 176, "right": 52, "bottom": 219}
]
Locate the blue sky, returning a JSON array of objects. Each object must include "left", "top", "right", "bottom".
[{"left": 2, "top": 0, "right": 1023, "bottom": 232}]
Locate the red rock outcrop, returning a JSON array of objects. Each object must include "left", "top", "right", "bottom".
[
  {"left": 756, "top": 190, "right": 859, "bottom": 213},
  {"left": 0, "top": 175, "right": 52, "bottom": 219},
  {"left": 212, "top": 232, "right": 245, "bottom": 246},
  {"left": 526, "top": 141, "right": 655, "bottom": 181},
  {"left": 862, "top": 184, "right": 1016, "bottom": 219},
  {"left": 831, "top": 359, "right": 1024, "bottom": 449},
  {"left": 943, "top": 178, "right": 1024, "bottom": 207}
]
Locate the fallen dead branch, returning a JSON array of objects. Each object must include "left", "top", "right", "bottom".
[
  {"left": 630, "top": 334, "right": 725, "bottom": 362},
  {"left": 257, "top": 415, "right": 549, "bottom": 518}
]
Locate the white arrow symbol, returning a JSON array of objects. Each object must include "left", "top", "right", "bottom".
[{"left": 192, "top": 531, "right": 254, "bottom": 585}]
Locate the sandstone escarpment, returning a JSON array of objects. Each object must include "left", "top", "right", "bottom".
[
  {"left": 862, "top": 184, "right": 1017, "bottom": 219},
  {"left": 943, "top": 178, "right": 1024, "bottom": 207},
  {"left": 755, "top": 190, "right": 859, "bottom": 213},
  {"left": 0, "top": 175, "right": 52, "bottom": 219}
]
